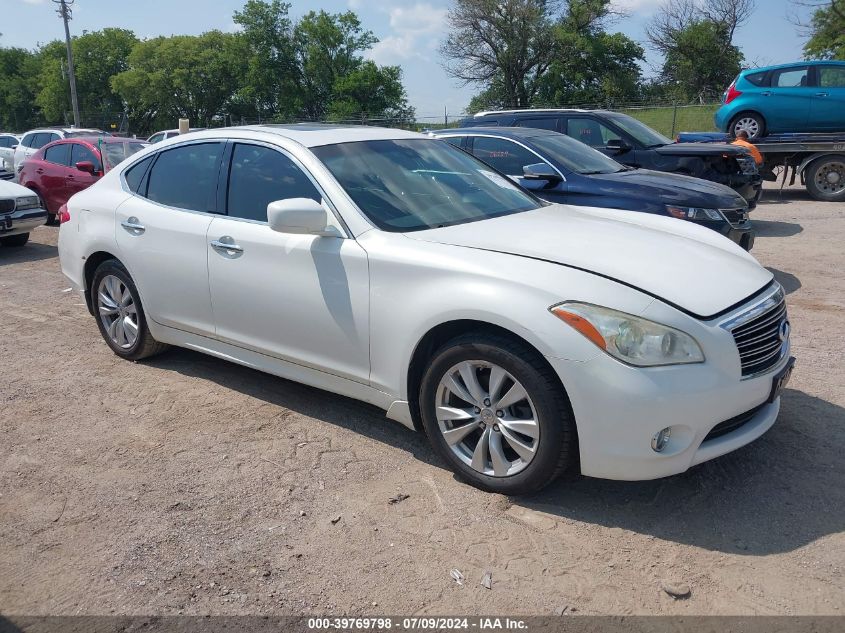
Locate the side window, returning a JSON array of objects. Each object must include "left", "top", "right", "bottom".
[
  {"left": 0, "top": 136, "right": 15, "bottom": 148},
  {"left": 565, "top": 118, "right": 622, "bottom": 148},
  {"left": 442, "top": 136, "right": 465, "bottom": 149},
  {"left": 148, "top": 133, "right": 164, "bottom": 144},
  {"left": 226, "top": 144, "right": 321, "bottom": 222},
  {"left": 772, "top": 67, "right": 809, "bottom": 88},
  {"left": 819, "top": 66, "right": 845, "bottom": 88},
  {"left": 22, "top": 134, "right": 36, "bottom": 148},
  {"left": 516, "top": 117, "right": 559, "bottom": 131},
  {"left": 745, "top": 71, "right": 768, "bottom": 87},
  {"left": 31, "top": 133, "right": 54, "bottom": 149},
  {"left": 44, "top": 143, "right": 71, "bottom": 166},
  {"left": 124, "top": 156, "right": 153, "bottom": 193},
  {"left": 70, "top": 144, "right": 102, "bottom": 171},
  {"left": 470, "top": 137, "right": 544, "bottom": 175},
  {"left": 49, "top": 133, "right": 61, "bottom": 143},
  {"left": 146, "top": 142, "right": 223, "bottom": 212}
]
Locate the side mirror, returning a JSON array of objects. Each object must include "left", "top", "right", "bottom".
[
  {"left": 76, "top": 160, "right": 96, "bottom": 175},
  {"left": 523, "top": 162, "right": 563, "bottom": 184},
  {"left": 606, "top": 139, "right": 632, "bottom": 154},
  {"left": 267, "top": 198, "right": 340, "bottom": 236},
  {"left": 10, "top": 144, "right": 18, "bottom": 150}
]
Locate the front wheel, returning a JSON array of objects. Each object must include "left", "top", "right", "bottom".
[
  {"left": 805, "top": 155, "right": 845, "bottom": 202},
  {"left": 90, "top": 259, "right": 168, "bottom": 360},
  {"left": 419, "top": 334, "right": 577, "bottom": 495},
  {"left": 730, "top": 112, "right": 766, "bottom": 139},
  {"left": 0, "top": 233, "right": 29, "bottom": 247}
]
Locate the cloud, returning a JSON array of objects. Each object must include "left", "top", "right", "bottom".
[
  {"left": 611, "top": 0, "right": 665, "bottom": 12},
  {"left": 23, "top": 0, "right": 47, "bottom": 4},
  {"left": 367, "top": 2, "right": 448, "bottom": 64}
]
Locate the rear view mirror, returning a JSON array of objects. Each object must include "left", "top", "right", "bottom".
[
  {"left": 606, "top": 139, "right": 632, "bottom": 154},
  {"left": 75, "top": 160, "right": 96, "bottom": 175},
  {"left": 267, "top": 198, "right": 340, "bottom": 237},
  {"left": 523, "top": 163, "right": 563, "bottom": 184}
]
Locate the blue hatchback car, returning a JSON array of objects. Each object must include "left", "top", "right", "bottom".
[{"left": 715, "top": 61, "right": 845, "bottom": 138}]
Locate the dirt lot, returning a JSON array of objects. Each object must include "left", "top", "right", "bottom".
[{"left": 1, "top": 184, "right": 843, "bottom": 617}]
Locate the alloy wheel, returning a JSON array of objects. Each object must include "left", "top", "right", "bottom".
[
  {"left": 733, "top": 117, "right": 761, "bottom": 138},
  {"left": 435, "top": 360, "right": 539, "bottom": 477},
  {"left": 97, "top": 274, "right": 139, "bottom": 349}
]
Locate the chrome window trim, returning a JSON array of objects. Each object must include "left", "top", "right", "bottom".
[{"left": 436, "top": 133, "right": 567, "bottom": 183}]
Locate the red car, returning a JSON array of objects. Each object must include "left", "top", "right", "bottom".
[{"left": 19, "top": 136, "right": 147, "bottom": 224}]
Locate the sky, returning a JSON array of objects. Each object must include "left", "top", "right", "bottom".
[{"left": 0, "top": 0, "right": 817, "bottom": 122}]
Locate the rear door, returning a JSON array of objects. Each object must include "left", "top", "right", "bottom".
[
  {"left": 115, "top": 141, "right": 223, "bottom": 336},
  {"left": 766, "top": 66, "right": 814, "bottom": 131},
  {"left": 40, "top": 142, "right": 73, "bottom": 212},
  {"left": 811, "top": 64, "right": 845, "bottom": 131}
]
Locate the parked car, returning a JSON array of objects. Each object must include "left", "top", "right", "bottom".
[
  {"left": 58, "top": 125, "right": 793, "bottom": 494},
  {"left": 19, "top": 136, "right": 147, "bottom": 224},
  {"left": 13, "top": 127, "right": 106, "bottom": 173},
  {"left": 433, "top": 127, "right": 755, "bottom": 251},
  {"left": 147, "top": 128, "right": 205, "bottom": 143},
  {"left": 459, "top": 109, "right": 763, "bottom": 207},
  {"left": 0, "top": 179, "right": 48, "bottom": 247},
  {"left": 0, "top": 133, "right": 20, "bottom": 178},
  {"left": 716, "top": 61, "right": 845, "bottom": 139}
]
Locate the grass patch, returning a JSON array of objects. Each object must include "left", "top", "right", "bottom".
[{"left": 620, "top": 104, "right": 720, "bottom": 138}]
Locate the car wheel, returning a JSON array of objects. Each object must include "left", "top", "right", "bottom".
[
  {"left": 91, "top": 259, "right": 168, "bottom": 361},
  {"left": 0, "top": 232, "right": 29, "bottom": 247},
  {"left": 805, "top": 155, "right": 845, "bottom": 202},
  {"left": 730, "top": 113, "right": 765, "bottom": 139},
  {"left": 419, "top": 333, "right": 578, "bottom": 495}
]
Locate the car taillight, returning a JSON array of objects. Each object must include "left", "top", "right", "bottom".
[
  {"left": 58, "top": 204, "right": 70, "bottom": 224},
  {"left": 725, "top": 83, "right": 742, "bottom": 104}
]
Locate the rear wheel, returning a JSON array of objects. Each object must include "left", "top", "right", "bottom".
[
  {"left": 730, "top": 112, "right": 766, "bottom": 139},
  {"left": 805, "top": 155, "right": 845, "bottom": 202},
  {"left": 0, "top": 233, "right": 29, "bottom": 247},
  {"left": 91, "top": 259, "right": 168, "bottom": 360},
  {"left": 419, "top": 333, "right": 577, "bottom": 495}
]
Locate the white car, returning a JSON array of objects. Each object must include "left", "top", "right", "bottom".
[
  {"left": 147, "top": 128, "right": 204, "bottom": 144},
  {"left": 13, "top": 127, "right": 104, "bottom": 172},
  {"left": 58, "top": 125, "right": 794, "bottom": 494},
  {"left": 0, "top": 133, "right": 20, "bottom": 176},
  {"left": 0, "top": 179, "right": 48, "bottom": 247}
]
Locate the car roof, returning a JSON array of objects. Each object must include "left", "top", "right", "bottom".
[
  {"left": 743, "top": 60, "right": 845, "bottom": 74},
  {"left": 434, "top": 126, "right": 558, "bottom": 140},
  {"left": 469, "top": 108, "right": 613, "bottom": 118},
  {"left": 187, "top": 124, "right": 423, "bottom": 148}
]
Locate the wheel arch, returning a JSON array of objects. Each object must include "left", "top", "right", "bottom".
[
  {"left": 405, "top": 319, "right": 575, "bottom": 435},
  {"left": 82, "top": 250, "right": 121, "bottom": 315},
  {"left": 729, "top": 110, "right": 767, "bottom": 135}
]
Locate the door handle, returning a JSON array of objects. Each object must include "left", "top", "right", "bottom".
[
  {"left": 36, "top": 168, "right": 44, "bottom": 174},
  {"left": 210, "top": 237, "right": 244, "bottom": 254},
  {"left": 120, "top": 217, "right": 146, "bottom": 234},
  {"left": 816, "top": 92, "right": 829, "bottom": 97}
]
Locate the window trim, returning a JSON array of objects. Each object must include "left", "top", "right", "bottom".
[
  {"left": 770, "top": 65, "right": 813, "bottom": 89},
  {"left": 44, "top": 142, "right": 72, "bottom": 167},
  {"left": 446, "top": 133, "right": 566, "bottom": 182},
  {"left": 562, "top": 116, "right": 629, "bottom": 151}
]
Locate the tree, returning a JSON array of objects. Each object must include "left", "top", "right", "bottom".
[
  {"left": 232, "top": 0, "right": 299, "bottom": 120},
  {"left": 111, "top": 31, "right": 247, "bottom": 132},
  {"left": 327, "top": 61, "right": 413, "bottom": 122},
  {"left": 803, "top": 1, "right": 845, "bottom": 58},
  {"left": 0, "top": 46, "right": 42, "bottom": 130},
  {"left": 647, "top": 0, "right": 753, "bottom": 100},
  {"left": 440, "top": 0, "right": 558, "bottom": 108}
]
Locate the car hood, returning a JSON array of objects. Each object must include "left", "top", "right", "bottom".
[
  {"left": 654, "top": 142, "right": 745, "bottom": 157},
  {"left": 0, "top": 179, "right": 36, "bottom": 198},
  {"left": 406, "top": 204, "right": 771, "bottom": 319},
  {"left": 582, "top": 169, "right": 747, "bottom": 208}
]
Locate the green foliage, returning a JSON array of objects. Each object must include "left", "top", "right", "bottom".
[
  {"left": 0, "top": 46, "right": 42, "bottom": 130},
  {"left": 804, "top": 1, "right": 845, "bottom": 60}
]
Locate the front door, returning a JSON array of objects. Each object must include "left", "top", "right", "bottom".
[
  {"left": 115, "top": 141, "right": 224, "bottom": 337},
  {"left": 766, "top": 66, "right": 814, "bottom": 131},
  {"left": 66, "top": 143, "right": 101, "bottom": 198},
  {"left": 811, "top": 65, "right": 845, "bottom": 131},
  {"left": 206, "top": 142, "right": 370, "bottom": 383}
]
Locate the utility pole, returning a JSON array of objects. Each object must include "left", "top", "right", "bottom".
[{"left": 53, "top": 0, "right": 80, "bottom": 127}]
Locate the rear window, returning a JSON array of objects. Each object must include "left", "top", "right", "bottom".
[
  {"left": 744, "top": 71, "right": 768, "bottom": 87},
  {"left": 102, "top": 142, "right": 147, "bottom": 170},
  {"left": 819, "top": 65, "right": 845, "bottom": 88}
]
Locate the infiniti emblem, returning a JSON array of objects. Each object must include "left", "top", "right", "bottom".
[{"left": 779, "top": 320, "right": 791, "bottom": 342}]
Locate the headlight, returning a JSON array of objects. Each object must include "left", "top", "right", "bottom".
[
  {"left": 666, "top": 205, "right": 724, "bottom": 221},
  {"left": 15, "top": 196, "right": 41, "bottom": 211},
  {"left": 550, "top": 302, "right": 705, "bottom": 367}
]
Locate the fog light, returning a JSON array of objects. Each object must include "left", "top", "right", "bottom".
[{"left": 651, "top": 427, "right": 671, "bottom": 452}]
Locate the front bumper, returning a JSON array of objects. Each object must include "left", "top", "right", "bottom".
[
  {"left": 692, "top": 218, "right": 755, "bottom": 251},
  {"left": 0, "top": 208, "right": 48, "bottom": 237},
  {"left": 546, "top": 346, "right": 792, "bottom": 481}
]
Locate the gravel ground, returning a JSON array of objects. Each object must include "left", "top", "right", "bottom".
[{"left": 1, "top": 184, "right": 843, "bottom": 616}]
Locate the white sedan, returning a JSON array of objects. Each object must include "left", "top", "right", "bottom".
[{"left": 58, "top": 125, "right": 793, "bottom": 494}]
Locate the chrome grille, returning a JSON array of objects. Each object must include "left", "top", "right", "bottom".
[
  {"left": 720, "top": 207, "right": 749, "bottom": 226},
  {"left": 0, "top": 198, "right": 15, "bottom": 214},
  {"left": 725, "top": 286, "right": 789, "bottom": 378}
]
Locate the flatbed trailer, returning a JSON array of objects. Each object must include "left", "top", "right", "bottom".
[{"left": 676, "top": 132, "right": 845, "bottom": 202}]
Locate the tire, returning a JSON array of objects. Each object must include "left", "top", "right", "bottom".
[
  {"left": 46, "top": 213, "right": 57, "bottom": 226},
  {"left": 419, "top": 333, "right": 577, "bottom": 495},
  {"left": 805, "top": 155, "right": 845, "bottom": 202},
  {"left": 729, "top": 112, "right": 766, "bottom": 139},
  {"left": 90, "top": 259, "right": 168, "bottom": 361},
  {"left": 0, "top": 232, "right": 29, "bottom": 247}
]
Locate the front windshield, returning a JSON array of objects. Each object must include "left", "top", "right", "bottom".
[
  {"left": 103, "top": 142, "right": 147, "bottom": 170},
  {"left": 529, "top": 133, "right": 626, "bottom": 175},
  {"left": 606, "top": 113, "right": 673, "bottom": 147},
  {"left": 311, "top": 139, "right": 541, "bottom": 232}
]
